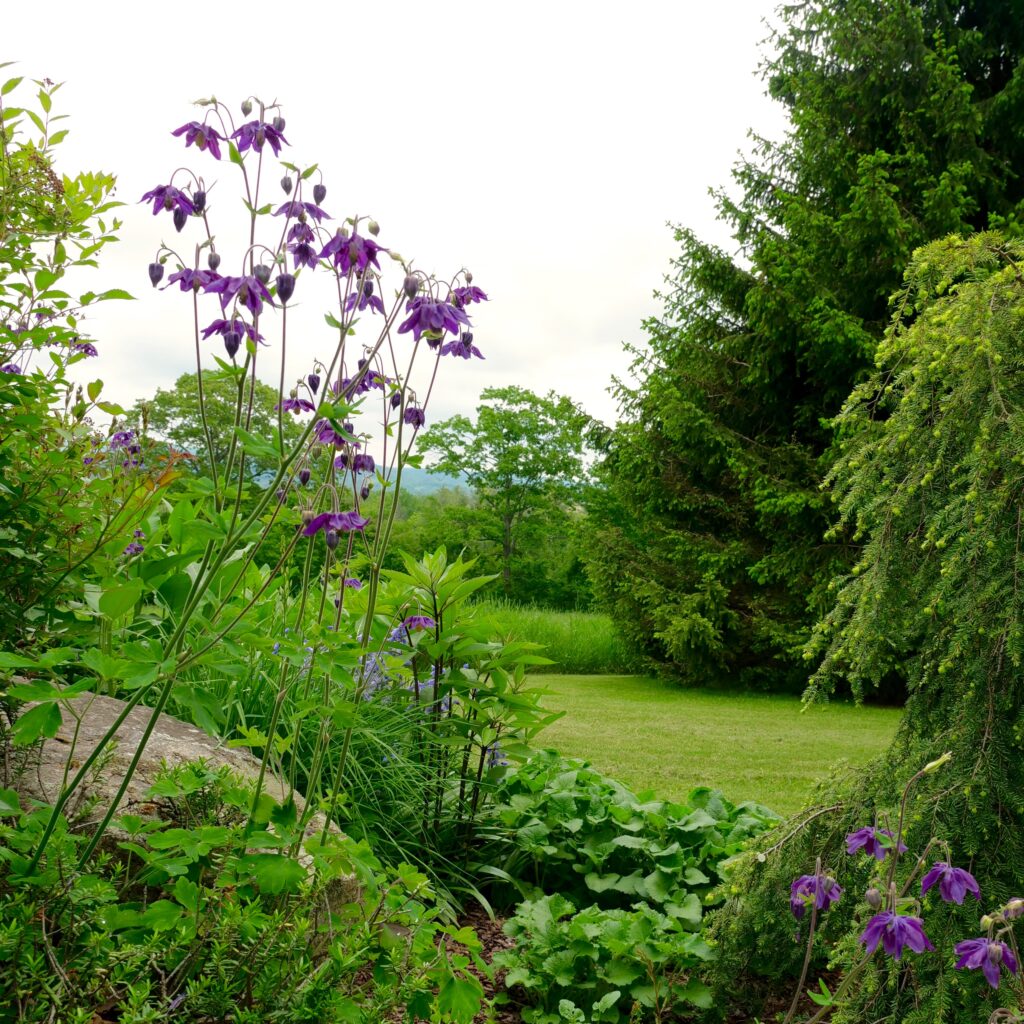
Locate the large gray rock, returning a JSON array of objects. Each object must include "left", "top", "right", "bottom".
[{"left": 12, "top": 691, "right": 353, "bottom": 895}]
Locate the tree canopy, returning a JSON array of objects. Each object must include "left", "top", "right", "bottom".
[
  {"left": 418, "top": 386, "right": 593, "bottom": 598},
  {"left": 585, "top": 0, "right": 1024, "bottom": 690}
]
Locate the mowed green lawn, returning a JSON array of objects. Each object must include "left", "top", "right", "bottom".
[{"left": 532, "top": 675, "right": 901, "bottom": 817}]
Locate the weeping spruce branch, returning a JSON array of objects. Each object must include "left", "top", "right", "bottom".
[{"left": 708, "top": 234, "right": 1024, "bottom": 1023}]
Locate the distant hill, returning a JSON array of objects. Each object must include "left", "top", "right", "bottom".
[{"left": 400, "top": 465, "right": 466, "bottom": 495}]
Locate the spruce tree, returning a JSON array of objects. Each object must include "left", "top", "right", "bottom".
[
  {"left": 587, "top": 0, "right": 1024, "bottom": 689},
  {"left": 709, "top": 233, "right": 1024, "bottom": 1022}
]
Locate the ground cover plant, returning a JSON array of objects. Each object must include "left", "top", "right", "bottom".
[{"left": 534, "top": 676, "right": 899, "bottom": 815}]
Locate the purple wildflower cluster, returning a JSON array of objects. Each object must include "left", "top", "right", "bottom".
[{"left": 789, "top": 822, "right": 1020, "bottom": 993}]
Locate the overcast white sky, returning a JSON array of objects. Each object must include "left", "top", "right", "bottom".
[{"left": 7, "top": 0, "right": 788, "bottom": 428}]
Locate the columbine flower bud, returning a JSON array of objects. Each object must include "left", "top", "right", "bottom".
[
  {"left": 923, "top": 751, "right": 952, "bottom": 774},
  {"left": 403, "top": 274, "right": 419, "bottom": 300},
  {"left": 241, "top": 99, "right": 253, "bottom": 116},
  {"left": 301, "top": 508, "right": 315, "bottom": 525},
  {"left": 276, "top": 272, "right": 296, "bottom": 304},
  {"left": 192, "top": 190, "right": 206, "bottom": 214},
  {"left": 276, "top": 488, "right": 287, "bottom": 504},
  {"left": 465, "top": 270, "right": 473, "bottom": 284},
  {"left": 207, "top": 251, "right": 221, "bottom": 271},
  {"left": 865, "top": 888, "right": 882, "bottom": 910},
  {"left": 325, "top": 529, "right": 339, "bottom": 551},
  {"left": 254, "top": 264, "right": 272, "bottom": 285},
  {"left": 298, "top": 468, "right": 311, "bottom": 486},
  {"left": 367, "top": 219, "right": 380, "bottom": 236},
  {"left": 272, "top": 115, "right": 286, "bottom": 133},
  {"left": 172, "top": 208, "right": 188, "bottom": 232},
  {"left": 223, "top": 330, "right": 241, "bottom": 359},
  {"left": 281, "top": 174, "right": 293, "bottom": 194},
  {"left": 989, "top": 942, "right": 1006, "bottom": 965},
  {"left": 148, "top": 262, "right": 165, "bottom": 288},
  {"left": 308, "top": 373, "right": 320, "bottom": 394},
  {"left": 313, "top": 183, "right": 326, "bottom": 205},
  {"left": 390, "top": 392, "right": 402, "bottom": 409},
  {"left": 360, "top": 482, "right": 371, "bottom": 501}
]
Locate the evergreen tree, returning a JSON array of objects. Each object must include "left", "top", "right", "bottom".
[
  {"left": 710, "top": 233, "right": 1024, "bottom": 1023},
  {"left": 587, "top": 0, "right": 1024, "bottom": 690}
]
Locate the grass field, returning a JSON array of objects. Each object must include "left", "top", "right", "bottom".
[
  {"left": 531, "top": 675, "right": 901, "bottom": 817},
  {"left": 474, "top": 600, "right": 635, "bottom": 674}
]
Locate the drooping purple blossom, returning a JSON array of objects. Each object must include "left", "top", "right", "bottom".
[
  {"left": 289, "top": 242, "right": 319, "bottom": 270},
  {"left": 452, "top": 285, "right": 489, "bottom": 307},
  {"left": 859, "top": 912, "right": 934, "bottom": 960},
  {"left": 1, "top": 363, "right": 22, "bottom": 374},
  {"left": 302, "top": 510, "right": 369, "bottom": 537},
  {"left": 403, "top": 405, "right": 426, "bottom": 428},
  {"left": 402, "top": 615, "right": 436, "bottom": 631},
  {"left": 954, "top": 937, "right": 1018, "bottom": 989},
  {"left": 789, "top": 874, "right": 842, "bottom": 919},
  {"left": 231, "top": 120, "right": 288, "bottom": 156},
  {"left": 344, "top": 577, "right": 362, "bottom": 589},
  {"left": 72, "top": 342, "right": 98, "bottom": 357},
  {"left": 352, "top": 453, "right": 375, "bottom": 474},
  {"left": 148, "top": 263, "right": 165, "bottom": 288},
  {"left": 276, "top": 273, "right": 296, "bottom": 304},
  {"left": 274, "top": 200, "right": 330, "bottom": 222},
  {"left": 277, "top": 396, "right": 315, "bottom": 414},
  {"left": 319, "top": 231, "right": 384, "bottom": 275},
  {"left": 921, "top": 862, "right": 981, "bottom": 905},
  {"left": 307, "top": 373, "right": 321, "bottom": 394},
  {"left": 441, "top": 332, "right": 485, "bottom": 360},
  {"left": 846, "top": 827, "right": 907, "bottom": 862},
  {"left": 166, "top": 267, "right": 220, "bottom": 293},
  {"left": 204, "top": 274, "right": 274, "bottom": 316},
  {"left": 398, "top": 296, "right": 471, "bottom": 342},
  {"left": 171, "top": 121, "right": 224, "bottom": 160},
  {"left": 345, "top": 278, "right": 386, "bottom": 315},
  {"left": 140, "top": 184, "right": 194, "bottom": 217},
  {"left": 486, "top": 741, "right": 509, "bottom": 768},
  {"left": 123, "top": 541, "right": 145, "bottom": 557},
  {"left": 202, "top": 318, "right": 264, "bottom": 345}
]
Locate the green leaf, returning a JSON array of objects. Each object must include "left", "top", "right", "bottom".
[
  {"left": 96, "top": 401, "right": 126, "bottom": 415},
  {"left": 140, "top": 899, "right": 183, "bottom": 931},
  {"left": 236, "top": 853, "right": 306, "bottom": 894},
  {"left": 233, "top": 427, "right": 279, "bottom": 462},
  {"left": 1, "top": 76, "right": 23, "bottom": 95},
  {"left": 0, "top": 788, "right": 23, "bottom": 816},
  {"left": 99, "top": 580, "right": 143, "bottom": 618},
  {"left": 437, "top": 973, "right": 485, "bottom": 1024},
  {"left": 172, "top": 876, "right": 199, "bottom": 913},
  {"left": 679, "top": 979, "right": 713, "bottom": 1009},
  {"left": 11, "top": 702, "right": 62, "bottom": 746},
  {"left": 96, "top": 288, "right": 135, "bottom": 301},
  {"left": 38, "top": 88, "right": 51, "bottom": 113},
  {"left": 228, "top": 141, "right": 243, "bottom": 165},
  {"left": 87, "top": 379, "right": 103, "bottom": 402}
]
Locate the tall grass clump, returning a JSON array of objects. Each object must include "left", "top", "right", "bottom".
[{"left": 474, "top": 599, "right": 636, "bottom": 674}]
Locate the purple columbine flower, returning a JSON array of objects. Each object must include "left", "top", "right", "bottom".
[
  {"left": 289, "top": 242, "right": 319, "bottom": 270},
  {"left": 345, "top": 278, "right": 386, "bottom": 315},
  {"left": 319, "top": 231, "right": 384, "bottom": 275},
  {"left": 289, "top": 221, "right": 315, "bottom": 244},
  {"left": 202, "top": 318, "right": 264, "bottom": 345},
  {"left": 859, "top": 912, "right": 934, "bottom": 960},
  {"left": 204, "top": 274, "right": 274, "bottom": 316},
  {"left": 344, "top": 577, "right": 362, "bottom": 589},
  {"left": 846, "top": 827, "right": 907, "bottom": 862},
  {"left": 352, "top": 453, "right": 375, "bottom": 474},
  {"left": 277, "top": 396, "right": 315, "bottom": 414},
  {"left": 231, "top": 120, "right": 288, "bottom": 156},
  {"left": 123, "top": 541, "right": 145, "bottom": 556},
  {"left": 171, "top": 121, "right": 224, "bottom": 159},
  {"left": 140, "top": 184, "right": 194, "bottom": 217},
  {"left": 166, "top": 267, "right": 220, "bottom": 292},
  {"left": 398, "top": 296, "right": 471, "bottom": 342},
  {"left": 2, "top": 363, "right": 23, "bottom": 374},
  {"left": 441, "top": 332, "right": 485, "bottom": 360},
  {"left": 789, "top": 874, "right": 842, "bottom": 919},
  {"left": 307, "top": 373, "right": 321, "bottom": 394},
  {"left": 274, "top": 200, "right": 330, "bottom": 222},
  {"left": 452, "top": 285, "right": 489, "bottom": 307},
  {"left": 276, "top": 273, "right": 296, "bottom": 304},
  {"left": 404, "top": 405, "right": 426, "bottom": 428},
  {"left": 954, "top": 937, "right": 1018, "bottom": 989},
  {"left": 921, "top": 862, "right": 981, "bottom": 905},
  {"left": 302, "top": 510, "right": 369, "bottom": 537},
  {"left": 402, "top": 615, "right": 435, "bottom": 631},
  {"left": 72, "top": 342, "right": 98, "bottom": 357}
]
